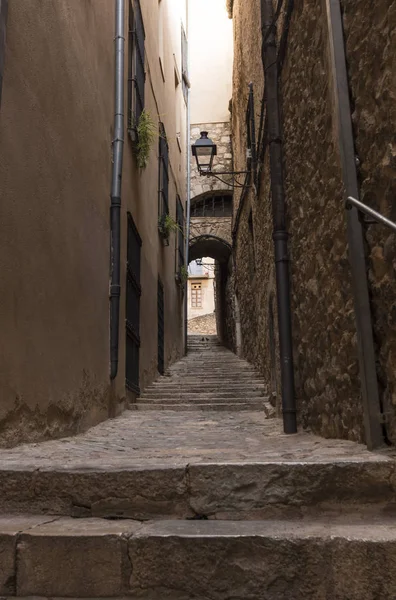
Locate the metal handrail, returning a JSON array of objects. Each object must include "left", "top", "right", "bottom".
[{"left": 347, "top": 196, "right": 396, "bottom": 233}]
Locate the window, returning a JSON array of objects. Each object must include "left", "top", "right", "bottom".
[
  {"left": 174, "top": 66, "right": 181, "bottom": 152},
  {"left": 181, "top": 26, "right": 189, "bottom": 104},
  {"left": 191, "top": 194, "right": 233, "bottom": 218},
  {"left": 126, "top": 214, "right": 142, "bottom": 394},
  {"left": 158, "top": 122, "right": 169, "bottom": 225},
  {"left": 128, "top": 0, "right": 145, "bottom": 138},
  {"left": 158, "top": 0, "right": 165, "bottom": 80},
  {"left": 176, "top": 196, "right": 184, "bottom": 274},
  {"left": 157, "top": 278, "right": 165, "bottom": 374},
  {"left": 0, "top": 0, "right": 8, "bottom": 108},
  {"left": 191, "top": 283, "right": 202, "bottom": 308}
]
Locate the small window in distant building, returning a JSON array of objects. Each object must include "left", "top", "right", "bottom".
[
  {"left": 128, "top": 0, "right": 146, "bottom": 140},
  {"left": 191, "top": 283, "right": 202, "bottom": 308}
]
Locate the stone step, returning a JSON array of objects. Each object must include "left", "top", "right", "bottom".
[
  {"left": 1, "top": 460, "right": 394, "bottom": 520},
  {"left": 148, "top": 382, "right": 266, "bottom": 389},
  {"left": 133, "top": 402, "right": 266, "bottom": 411},
  {"left": 140, "top": 390, "right": 267, "bottom": 399},
  {"left": 2, "top": 515, "right": 396, "bottom": 599},
  {"left": 167, "top": 365, "right": 258, "bottom": 378}
]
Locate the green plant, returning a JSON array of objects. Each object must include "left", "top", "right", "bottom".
[
  {"left": 136, "top": 109, "right": 156, "bottom": 169},
  {"left": 180, "top": 265, "right": 189, "bottom": 284},
  {"left": 159, "top": 213, "right": 182, "bottom": 237}
]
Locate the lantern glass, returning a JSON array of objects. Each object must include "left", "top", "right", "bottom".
[{"left": 192, "top": 131, "right": 217, "bottom": 173}]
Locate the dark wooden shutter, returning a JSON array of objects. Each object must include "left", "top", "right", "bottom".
[
  {"left": 157, "top": 278, "right": 165, "bottom": 375},
  {"left": 176, "top": 196, "right": 184, "bottom": 273},
  {"left": 0, "top": 0, "right": 8, "bottom": 107},
  {"left": 181, "top": 26, "right": 188, "bottom": 104},
  {"left": 126, "top": 214, "right": 142, "bottom": 393},
  {"left": 134, "top": 0, "right": 145, "bottom": 124},
  {"left": 158, "top": 122, "right": 169, "bottom": 222},
  {"left": 128, "top": 0, "right": 145, "bottom": 132}
]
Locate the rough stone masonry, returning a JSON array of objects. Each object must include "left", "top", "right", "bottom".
[{"left": 229, "top": 0, "right": 396, "bottom": 444}]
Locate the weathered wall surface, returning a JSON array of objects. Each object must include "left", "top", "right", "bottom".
[
  {"left": 0, "top": 0, "right": 117, "bottom": 446},
  {"left": 281, "top": 0, "right": 362, "bottom": 441},
  {"left": 190, "top": 217, "right": 232, "bottom": 246},
  {"left": 0, "top": 0, "right": 186, "bottom": 446},
  {"left": 231, "top": 0, "right": 279, "bottom": 404},
  {"left": 231, "top": 0, "right": 396, "bottom": 443},
  {"left": 190, "top": 122, "right": 233, "bottom": 199},
  {"left": 341, "top": 0, "right": 396, "bottom": 442}
]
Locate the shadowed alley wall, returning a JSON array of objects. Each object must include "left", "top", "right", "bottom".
[
  {"left": 230, "top": 0, "right": 396, "bottom": 443},
  {"left": 0, "top": 0, "right": 186, "bottom": 446}
]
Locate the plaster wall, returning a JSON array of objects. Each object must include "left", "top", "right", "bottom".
[{"left": 0, "top": 0, "right": 186, "bottom": 446}]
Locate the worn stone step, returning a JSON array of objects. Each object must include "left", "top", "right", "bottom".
[
  {"left": 1, "top": 460, "right": 395, "bottom": 520},
  {"left": 143, "top": 388, "right": 266, "bottom": 394},
  {"left": 140, "top": 390, "right": 266, "bottom": 399},
  {"left": 2, "top": 516, "right": 396, "bottom": 599},
  {"left": 133, "top": 402, "right": 266, "bottom": 411},
  {"left": 148, "top": 382, "right": 266, "bottom": 389}
]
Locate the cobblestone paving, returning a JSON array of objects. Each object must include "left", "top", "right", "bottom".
[{"left": 0, "top": 410, "right": 392, "bottom": 469}]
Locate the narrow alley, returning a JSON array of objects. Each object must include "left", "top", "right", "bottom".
[
  {"left": 1, "top": 0, "right": 396, "bottom": 597},
  {"left": 0, "top": 337, "right": 396, "bottom": 597}
]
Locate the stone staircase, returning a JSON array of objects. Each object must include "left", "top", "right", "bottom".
[
  {"left": 0, "top": 336, "right": 395, "bottom": 598},
  {"left": 135, "top": 335, "right": 273, "bottom": 413}
]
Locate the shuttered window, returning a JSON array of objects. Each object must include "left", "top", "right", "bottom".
[
  {"left": 181, "top": 26, "right": 188, "bottom": 104},
  {"left": 157, "top": 278, "right": 165, "bottom": 374},
  {"left": 126, "top": 214, "right": 142, "bottom": 393},
  {"left": 176, "top": 196, "right": 184, "bottom": 275},
  {"left": 158, "top": 122, "right": 169, "bottom": 224},
  {"left": 191, "top": 283, "right": 202, "bottom": 308},
  {"left": 128, "top": 0, "right": 145, "bottom": 138}
]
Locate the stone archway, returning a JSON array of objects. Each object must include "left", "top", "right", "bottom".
[
  {"left": 189, "top": 234, "right": 232, "bottom": 264},
  {"left": 189, "top": 191, "right": 233, "bottom": 247},
  {"left": 188, "top": 234, "right": 233, "bottom": 346}
]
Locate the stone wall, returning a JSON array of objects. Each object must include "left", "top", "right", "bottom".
[
  {"left": 341, "top": 0, "right": 396, "bottom": 441},
  {"left": 190, "top": 121, "right": 233, "bottom": 199},
  {"left": 231, "top": 0, "right": 396, "bottom": 444},
  {"left": 190, "top": 217, "right": 232, "bottom": 246}
]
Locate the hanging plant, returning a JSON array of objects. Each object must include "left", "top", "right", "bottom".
[
  {"left": 158, "top": 213, "right": 182, "bottom": 239},
  {"left": 136, "top": 109, "right": 157, "bottom": 169},
  {"left": 180, "top": 265, "right": 189, "bottom": 284}
]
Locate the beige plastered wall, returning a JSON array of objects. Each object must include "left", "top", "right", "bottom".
[
  {"left": 0, "top": 0, "right": 186, "bottom": 446},
  {"left": 189, "top": 0, "right": 233, "bottom": 124},
  {"left": 120, "top": 0, "right": 187, "bottom": 398}
]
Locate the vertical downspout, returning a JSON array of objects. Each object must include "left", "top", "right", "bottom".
[
  {"left": 110, "top": 0, "right": 125, "bottom": 379},
  {"left": 261, "top": 0, "right": 297, "bottom": 434},
  {"left": 184, "top": 6, "right": 191, "bottom": 355},
  {"left": 325, "top": 0, "right": 383, "bottom": 448}
]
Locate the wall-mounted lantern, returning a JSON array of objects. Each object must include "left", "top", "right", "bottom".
[
  {"left": 191, "top": 131, "right": 217, "bottom": 174},
  {"left": 191, "top": 130, "right": 249, "bottom": 187}
]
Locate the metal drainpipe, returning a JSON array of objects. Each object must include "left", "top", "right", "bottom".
[
  {"left": 261, "top": 0, "right": 297, "bottom": 434},
  {"left": 184, "top": 72, "right": 191, "bottom": 354},
  {"left": 110, "top": 0, "right": 125, "bottom": 379}
]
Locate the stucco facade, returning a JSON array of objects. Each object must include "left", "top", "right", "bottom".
[
  {"left": 0, "top": 0, "right": 187, "bottom": 446},
  {"left": 229, "top": 0, "right": 396, "bottom": 444}
]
